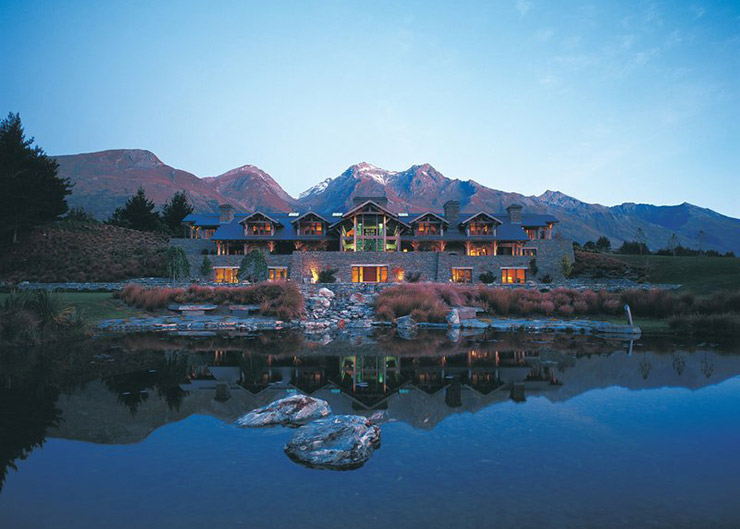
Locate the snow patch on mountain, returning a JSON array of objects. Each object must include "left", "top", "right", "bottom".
[{"left": 299, "top": 177, "right": 333, "bottom": 199}]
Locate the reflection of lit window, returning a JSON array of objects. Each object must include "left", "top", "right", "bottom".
[{"left": 452, "top": 267, "right": 472, "bottom": 283}]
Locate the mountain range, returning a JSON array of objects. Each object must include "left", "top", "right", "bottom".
[{"left": 55, "top": 149, "right": 740, "bottom": 254}]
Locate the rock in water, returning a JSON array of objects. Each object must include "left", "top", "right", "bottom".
[
  {"left": 236, "top": 395, "right": 331, "bottom": 427},
  {"left": 285, "top": 415, "right": 381, "bottom": 470}
]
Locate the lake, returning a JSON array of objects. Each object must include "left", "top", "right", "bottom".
[{"left": 1, "top": 330, "right": 739, "bottom": 529}]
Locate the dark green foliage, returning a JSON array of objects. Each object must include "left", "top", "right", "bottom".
[
  {"left": 238, "top": 250, "right": 268, "bottom": 282},
  {"left": 560, "top": 255, "right": 573, "bottom": 278},
  {"left": 0, "top": 290, "right": 87, "bottom": 345},
  {"left": 405, "top": 271, "right": 422, "bottom": 282},
  {"left": 317, "top": 268, "right": 337, "bottom": 283},
  {"left": 161, "top": 191, "right": 193, "bottom": 237},
  {"left": 107, "top": 188, "right": 163, "bottom": 233},
  {"left": 0, "top": 113, "right": 72, "bottom": 244},
  {"left": 479, "top": 271, "right": 496, "bottom": 284},
  {"left": 596, "top": 236, "right": 611, "bottom": 252},
  {"left": 617, "top": 241, "right": 651, "bottom": 255},
  {"left": 529, "top": 258, "right": 538, "bottom": 276},
  {"left": 540, "top": 274, "right": 553, "bottom": 284},
  {"left": 164, "top": 247, "right": 190, "bottom": 282},
  {"left": 583, "top": 241, "right": 598, "bottom": 252},
  {"left": 199, "top": 255, "right": 212, "bottom": 278},
  {"left": 64, "top": 207, "right": 98, "bottom": 224}
]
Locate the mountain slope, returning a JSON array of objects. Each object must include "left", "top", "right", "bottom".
[
  {"left": 298, "top": 163, "right": 740, "bottom": 253},
  {"left": 55, "top": 150, "right": 295, "bottom": 218},
  {"left": 202, "top": 165, "right": 296, "bottom": 212},
  {"left": 54, "top": 150, "right": 740, "bottom": 253}
]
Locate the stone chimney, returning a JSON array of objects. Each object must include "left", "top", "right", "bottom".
[
  {"left": 506, "top": 203, "right": 523, "bottom": 223},
  {"left": 218, "top": 204, "right": 235, "bottom": 224},
  {"left": 443, "top": 200, "right": 460, "bottom": 226}
]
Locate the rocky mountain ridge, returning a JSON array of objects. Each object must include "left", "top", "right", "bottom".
[{"left": 55, "top": 149, "right": 740, "bottom": 253}]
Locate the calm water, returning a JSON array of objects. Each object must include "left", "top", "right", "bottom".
[{"left": 1, "top": 330, "right": 739, "bottom": 529}]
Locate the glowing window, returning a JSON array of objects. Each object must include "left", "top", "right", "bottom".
[{"left": 452, "top": 268, "right": 472, "bottom": 283}]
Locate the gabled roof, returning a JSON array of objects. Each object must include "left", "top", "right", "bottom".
[
  {"left": 237, "top": 211, "right": 284, "bottom": 227},
  {"left": 409, "top": 212, "right": 449, "bottom": 225},
  {"left": 342, "top": 199, "right": 397, "bottom": 218},
  {"left": 459, "top": 212, "right": 505, "bottom": 225},
  {"left": 330, "top": 200, "right": 411, "bottom": 229},
  {"left": 289, "top": 211, "right": 330, "bottom": 225}
]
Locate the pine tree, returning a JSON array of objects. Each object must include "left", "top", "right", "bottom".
[
  {"left": 200, "top": 255, "right": 212, "bottom": 278},
  {"left": 596, "top": 236, "right": 611, "bottom": 253},
  {"left": 238, "top": 250, "right": 268, "bottom": 283},
  {"left": 161, "top": 191, "right": 193, "bottom": 237},
  {"left": 0, "top": 112, "right": 72, "bottom": 243},
  {"left": 107, "top": 187, "right": 163, "bottom": 232}
]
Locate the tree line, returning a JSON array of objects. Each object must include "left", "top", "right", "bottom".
[{"left": 574, "top": 229, "right": 735, "bottom": 258}]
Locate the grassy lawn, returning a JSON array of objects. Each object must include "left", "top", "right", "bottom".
[
  {"left": 0, "top": 291, "right": 144, "bottom": 323},
  {"left": 599, "top": 315, "right": 673, "bottom": 335},
  {"left": 611, "top": 255, "right": 740, "bottom": 295}
]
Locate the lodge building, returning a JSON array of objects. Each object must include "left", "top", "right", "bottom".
[{"left": 180, "top": 197, "right": 573, "bottom": 284}]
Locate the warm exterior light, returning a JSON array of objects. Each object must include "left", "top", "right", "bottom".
[{"left": 310, "top": 268, "right": 319, "bottom": 283}]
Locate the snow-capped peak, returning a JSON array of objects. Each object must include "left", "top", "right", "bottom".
[
  {"left": 348, "top": 162, "right": 396, "bottom": 185},
  {"left": 299, "top": 177, "right": 333, "bottom": 199}
]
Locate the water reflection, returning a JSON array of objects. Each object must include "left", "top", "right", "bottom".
[{"left": 1, "top": 329, "right": 739, "bottom": 487}]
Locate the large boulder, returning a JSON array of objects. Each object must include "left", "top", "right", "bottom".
[
  {"left": 318, "top": 287, "right": 335, "bottom": 299},
  {"left": 236, "top": 395, "right": 331, "bottom": 428},
  {"left": 284, "top": 415, "right": 382, "bottom": 470}
]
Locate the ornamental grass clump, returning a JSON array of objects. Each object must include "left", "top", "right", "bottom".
[
  {"left": 0, "top": 290, "right": 87, "bottom": 345},
  {"left": 374, "top": 283, "right": 449, "bottom": 322},
  {"left": 117, "top": 282, "right": 304, "bottom": 319}
]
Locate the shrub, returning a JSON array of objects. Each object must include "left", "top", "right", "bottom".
[
  {"left": 479, "top": 271, "right": 496, "bottom": 284},
  {"left": 405, "top": 271, "right": 422, "bottom": 283},
  {"left": 560, "top": 255, "right": 573, "bottom": 278},
  {"left": 199, "top": 256, "right": 212, "bottom": 278},
  {"left": 317, "top": 268, "right": 337, "bottom": 283},
  {"left": 117, "top": 282, "right": 304, "bottom": 319},
  {"left": 529, "top": 258, "right": 538, "bottom": 277},
  {"left": 238, "top": 250, "right": 268, "bottom": 282},
  {"left": 540, "top": 274, "right": 552, "bottom": 284},
  {"left": 668, "top": 313, "right": 740, "bottom": 336}
]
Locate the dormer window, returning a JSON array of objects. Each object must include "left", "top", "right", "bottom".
[
  {"left": 469, "top": 221, "right": 493, "bottom": 235},
  {"left": 302, "top": 222, "right": 323, "bottom": 235},
  {"left": 417, "top": 222, "right": 440, "bottom": 235},
  {"left": 248, "top": 222, "right": 273, "bottom": 236}
]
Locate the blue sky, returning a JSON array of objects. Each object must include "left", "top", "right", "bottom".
[{"left": 1, "top": 1, "right": 738, "bottom": 216}]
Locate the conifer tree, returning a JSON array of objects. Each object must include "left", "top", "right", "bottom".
[
  {"left": 107, "top": 187, "right": 163, "bottom": 232},
  {"left": 0, "top": 113, "right": 72, "bottom": 243}
]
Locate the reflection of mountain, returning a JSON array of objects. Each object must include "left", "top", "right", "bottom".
[{"left": 45, "top": 342, "right": 740, "bottom": 442}]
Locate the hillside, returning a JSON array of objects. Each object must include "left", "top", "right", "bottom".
[{"left": 0, "top": 222, "right": 167, "bottom": 282}]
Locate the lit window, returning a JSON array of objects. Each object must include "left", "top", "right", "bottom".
[
  {"left": 214, "top": 267, "right": 239, "bottom": 283},
  {"left": 452, "top": 267, "right": 472, "bottom": 283},
  {"left": 522, "top": 247, "right": 537, "bottom": 256},
  {"left": 501, "top": 268, "right": 526, "bottom": 284},
  {"left": 268, "top": 267, "right": 287, "bottom": 281}
]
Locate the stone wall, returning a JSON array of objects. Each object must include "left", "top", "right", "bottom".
[{"left": 171, "top": 237, "right": 574, "bottom": 283}]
